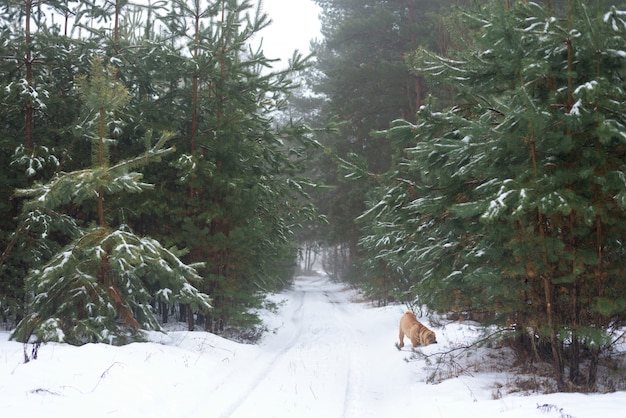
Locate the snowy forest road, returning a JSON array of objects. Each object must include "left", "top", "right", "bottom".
[
  {"left": 188, "top": 275, "right": 407, "bottom": 418},
  {"left": 4, "top": 274, "right": 623, "bottom": 417}
]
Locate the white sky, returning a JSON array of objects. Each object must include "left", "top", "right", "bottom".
[
  {"left": 43, "top": 0, "right": 321, "bottom": 66},
  {"left": 254, "top": 0, "right": 322, "bottom": 64}
]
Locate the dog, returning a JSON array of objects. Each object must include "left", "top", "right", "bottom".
[{"left": 398, "top": 311, "right": 437, "bottom": 348}]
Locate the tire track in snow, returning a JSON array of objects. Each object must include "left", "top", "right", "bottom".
[
  {"left": 308, "top": 284, "right": 364, "bottom": 418},
  {"left": 189, "top": 276, "right": 362, "bottom": 418},
  {"left": 327, "top": 292, "right": 364, "bottom": 418},
  {"left": 191, "top": 284, "right": 307, "bottom": 418}
]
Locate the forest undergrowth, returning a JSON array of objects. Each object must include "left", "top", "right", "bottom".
[{"left": 404, "top": 318, "right": 626, "bottom": 395}]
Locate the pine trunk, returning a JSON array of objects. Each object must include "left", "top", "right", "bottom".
[
  {"left": 98, "top": 107, "right": 106, "bottom": 227},
  {"left": 24, "top": 0, "right": 33, "bottom": 151}
]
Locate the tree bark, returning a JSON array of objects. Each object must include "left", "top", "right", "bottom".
[
  {"left": 98, "top": 107, "right": 106, "bottom": 227},
  {"left": 24, "top": 0, "right": 34, "bottom": 151}
]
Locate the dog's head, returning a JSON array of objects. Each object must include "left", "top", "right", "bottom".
[{"left": 421, "top": 330, "right": 437, "bottom": 346}]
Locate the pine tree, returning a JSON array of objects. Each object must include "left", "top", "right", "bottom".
[
  {"left": 0, "top": 0, "right": 91, "bottom": 322},
  {"left": 129, "top": 0, "right": 318, "bottom": 332},
  {"left": 2, "top": 0, "right": 317, "bottom": 337},
  {"left": 365, "top": 0, "right": 626, "bottom": 390},
  {"left": 310, "top": 0, "right": 462, "bottom": 288},
  {"left": 11, "top": 58, "right": 211, "bottom": 345}
]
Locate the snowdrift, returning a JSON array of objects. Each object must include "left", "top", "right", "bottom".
[{"left": 1, "top": 275, "right": 624, "bottom": 417}]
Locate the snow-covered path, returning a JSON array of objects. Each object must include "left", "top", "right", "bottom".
[
  {"left": 1, "top": 274, "right": 625, "bottom": 418},
  {"left": 194, "top": 276, "right": 360, "bottom": 417},
  {"left": 189, "top": 275, "right": 412, "bottom": 418}
]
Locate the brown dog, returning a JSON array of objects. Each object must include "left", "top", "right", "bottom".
[{"left": 398, "top": 311, "right": 437, "bottom": 348}]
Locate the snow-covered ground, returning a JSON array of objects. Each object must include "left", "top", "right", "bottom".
[{"left": 1, "top": 275, "right": 624, "bottom": 417}]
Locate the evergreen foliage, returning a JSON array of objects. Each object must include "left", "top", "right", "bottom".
[
  {"left": 10, "top": 58, "right": 211, "bottom": 345},
  {"left": 1, "top": 0, "right": 317, "bottom": 337},
  {"left": 0, "top": 0, "right": 88, "bottom": 321},
  {"left": 11, "top": 226, "right": 211, "bottom": 345},
  {"left": 128, "top": 0, "right": 318, "bottom": 331},
  {"left": 309, "top": 0, "right": 462, "bottom": 294},
  {"left": 361, "top": 0, "right": 626, "bottom": 390}
]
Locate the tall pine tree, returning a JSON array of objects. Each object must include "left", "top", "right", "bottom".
[
  {"left": 11, "top": 58, "right": 211, "bottom": 345},
  {"left": 0, "top": 0, "right": 93, "bottom": 322},
  {"left": 123, "top": 0, "right": 318, "bottom": 331},
  {"left": 310, "top": 0, "right": 462, "bottom": 290},
  {"left": 1, "top": 0, "right": 317, "bottom": 336}
]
